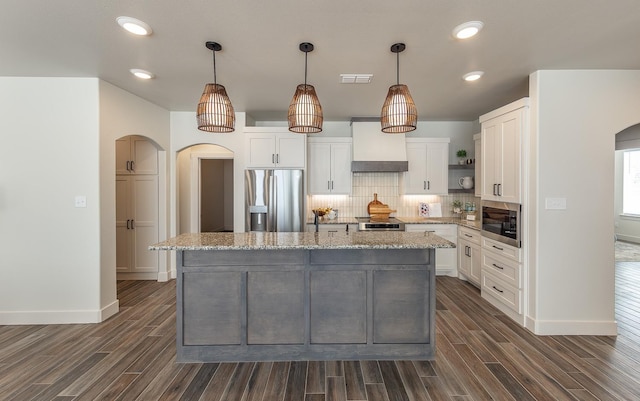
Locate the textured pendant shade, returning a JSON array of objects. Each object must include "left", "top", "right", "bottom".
[
  {"left": 381, "top": 84, "right": 417, "bottom": 133},
  {"left": 197, "top": 41, "right": 235, "bottom": 133},
  {"left": 289, "top": 42, "right": 323, "bottom": 133},
  {"left": 381, "top": 43, "right": 417, "bottom": 133}
]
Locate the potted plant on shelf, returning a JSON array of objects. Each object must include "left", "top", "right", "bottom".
[
  {"left": 456, "top": 149, "right": 467, "bottom": 164},
  {"left": 451, "top": 200, "right": 463, "bottom": 215}
]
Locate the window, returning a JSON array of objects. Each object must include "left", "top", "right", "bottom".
[{"left": 623, "top": 149, "right": 640, "bottom": 215}]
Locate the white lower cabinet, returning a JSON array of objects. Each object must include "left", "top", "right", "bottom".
[
  {"left": 116, "top": 175, "right": 159, "bottom": 279},
  {"left": 405, "top": 224, "right": 457, "bottom": 276},
  {"left": 481, "top": 236, "right": 524, "bottom": 324},
  {"left": 457, "top": 226, "right": 481, "bottom": 287}
]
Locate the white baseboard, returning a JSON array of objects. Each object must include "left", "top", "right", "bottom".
[
  {"left": 157, "top": 271, "right": 171, "bottom": 282},
  {"left": 117, "top": 272, "right": 159, "bottom": 280},
  {"left": 526, "top": 317, "right": 618, "bottom": 336},
  {"left": 0, "top": 301, "right": 119, "bottom": 325},
  {"left": 436, "top": 268, "right": 458, "bottom": 277},
  {"left": 616, "top": 234, "right": 640, "bottom": 244}
]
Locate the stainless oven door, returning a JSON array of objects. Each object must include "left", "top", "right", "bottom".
[{"left": 481, "top": 200, "right": 521, "bottom": 248}]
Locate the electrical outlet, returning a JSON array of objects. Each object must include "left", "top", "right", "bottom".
[{"left": 75, "top": 196, "right": 87, "bottom": 208}]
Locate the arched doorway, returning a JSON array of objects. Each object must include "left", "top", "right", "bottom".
[
  {"left": 115, "top": 135, "right": 167, "bottom": 281},
  {"left": 176, "top": 144, "right": 234, "bottom": 234}
]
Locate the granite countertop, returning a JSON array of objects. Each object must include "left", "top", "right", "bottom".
[
  {"left": 305, "top": 216, "right": 481, "bottom": 230},
  {"left": 150, "top": 231, "right": 455, "bottom": 251}
]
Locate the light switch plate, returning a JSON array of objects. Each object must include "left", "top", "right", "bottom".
[
  {"left": 545, "top": 197, "right": 566, "bottom": 210},
  {"left": 75, "top": 196, "right": 87, "bottom": 208}
]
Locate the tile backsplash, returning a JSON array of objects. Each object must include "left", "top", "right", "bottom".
[{"left": 308, "top": 172, "right": 479, "bottom": 219}]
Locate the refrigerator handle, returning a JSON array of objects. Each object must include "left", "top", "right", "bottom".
[{"left": 268, "top": 174, "right": 276, "bottom": 231}]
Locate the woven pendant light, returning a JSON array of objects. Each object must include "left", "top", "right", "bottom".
[
  {"left": 381, "top": 43, "right": 417, "bottom": 133},
  {"left": 197, "top": 41, "right": 235, "bottom": 133},
  {"left": 288, "top": 43, "right": 323, "bottom": 133}
]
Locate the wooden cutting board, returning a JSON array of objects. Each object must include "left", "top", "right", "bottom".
[{"left": 367, "top": 193, "right": 383, "bottom": 214}]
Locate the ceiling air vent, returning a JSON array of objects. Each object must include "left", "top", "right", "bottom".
[{"left": 340, "top": 74, "right": 373, "bottom": 84}]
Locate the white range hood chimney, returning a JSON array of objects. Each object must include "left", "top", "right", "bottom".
[{"left": 351, "top": 118, "right": 408, "bottom": 172}]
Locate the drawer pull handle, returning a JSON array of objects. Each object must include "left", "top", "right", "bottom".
[
  {"left": 492, "top": 285, "right": 504, "bottom": 293},
  {"left": 492, "top": 245, "right": 504, "bottom": 251},
  {"left": 492, "top": 263, "right": 504, "bottom": 270},
  {"left": 464, "top": 233, "right": 473, "bottom": 238}
]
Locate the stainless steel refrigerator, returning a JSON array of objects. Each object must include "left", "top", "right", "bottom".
[{"left": 245, "top": 169, "right": 304, "bottom": 232}]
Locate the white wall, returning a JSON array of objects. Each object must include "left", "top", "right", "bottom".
[
  {"left": 528, "top": 70, "right": 640, "bottom": 335},
  {"left": 0, "top": 78, "right": 102, "bottom": 323},
  {"left": 0, "top": 78, "right": 170, "bottom": 324}
]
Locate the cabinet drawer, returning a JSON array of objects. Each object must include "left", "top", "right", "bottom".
[
  {"left": 482, "top": 251, "right": 521, "bottom": 288},
  {"left": 482, "top": 237, "right": 521, "bottom": 262},
  {"left": 482, "top": 272, "right": 521, "bottom": 314},
  {"left": 406, "top": 224, "right": 456, "bottom": 238},
  {"left": 458, "top": 226, "right": 481, "bottom": 245}
]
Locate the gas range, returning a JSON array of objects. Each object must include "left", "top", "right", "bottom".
[{"left": 356, "top": 217, "right": 405, "bottom": 231}]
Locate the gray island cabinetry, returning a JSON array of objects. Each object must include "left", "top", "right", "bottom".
[{"left": 150, "top": 231, "right": 454, "bottom": 362}]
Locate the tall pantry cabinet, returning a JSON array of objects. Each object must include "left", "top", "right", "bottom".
[{"left": 116, "top": 136, "right": 159, "bottom": 280}]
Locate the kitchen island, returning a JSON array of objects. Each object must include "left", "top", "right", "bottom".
[{"left": 151, "top": 231, "right": 454, "bottom": 362}]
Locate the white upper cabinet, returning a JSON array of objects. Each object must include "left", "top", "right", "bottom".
[
  {"left": 402, "top": 138, "right": 449, "bottom": 195},
  {"left": 480, "top": 98, "right": 529, "bottom": 203},
  {"left": 245, "top": 129, "right": 306, "bottom": 169},
  {"left": 308, "top": 138, "right": 352, "bottom": 194},
  {"left": 116, "top": 136, "right": 158, "bottom": 175},
  {"left": 474, "top": 133, "right": 481, "bottom": 197}
]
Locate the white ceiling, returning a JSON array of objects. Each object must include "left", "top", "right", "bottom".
[{"left": 2, "top": 0, "right": 639, "bottom": 122}]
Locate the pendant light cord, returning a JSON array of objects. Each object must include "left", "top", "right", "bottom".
[
  {"left": 396, "top": 51, "right": 400, "bottom": 85},
  {"left": 304, "top": 51, "right": 308, "bottom": 86},
  {"left": 212, "top": 50, "right": 217, "bottom": 85}
]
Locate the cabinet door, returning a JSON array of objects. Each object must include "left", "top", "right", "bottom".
[
  {"left": 481, "top": 120, "right": 500, "bottom": 200},
  {"left": 404, "top": 143, "right": 428, "bottom": 194},
  {"left": 424, "top": 142, "right": 448, "bottom": 194},
  {"left": 458, "top": 239, "right": 471, "bottom": 278},
  {"left": 276, "top": 135, "right": 305, "bottom": 168},
  {"left": 247, "top": 134, "right": 277, "bottom": 168},
  {"left": 474, "top": 135, "right": 482, "bottom": 197},
  {"left": 115, "top": 138, "right": 132, "bottom": 175},
  {"left": 308, "top": 142, "right": 332, "bottom": 194},
  {"left": 497, "top": 111, "right": 521, "bottom": 203},
  {"left": 330, "top": 143, "right": 352, "bottom": 194},
  {"left": 115, "top": 176, "right": 132, "bottom": 272},
  {"left": 131, "top": 137, "right": 158, "bottom": 174},
  {"left": 468, "top": 242, "right": 481, "bottom": 285},
  {"left": 132, "top": 176, "right": 159, "bottom": 273}
]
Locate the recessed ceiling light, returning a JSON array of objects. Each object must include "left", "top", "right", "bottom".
[
  {"left": 452, "top": 21, "right": 484, "bottom": 39},
  {"left": 130, "top": 69, "right": 155, "bottom": 79},
  {"left": 116, "top": 16, "right": 153, "bottom": 36},
  {"left": 463, "top": 71, "right": 484, "bottom": 81}
]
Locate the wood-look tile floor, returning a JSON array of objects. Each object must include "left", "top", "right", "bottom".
[{"left": 1, "top": 263, "right": 639, "bottom": 400}]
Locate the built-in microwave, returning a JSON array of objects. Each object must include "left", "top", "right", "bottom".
[{"left": 481, "top": 200, "right": 521, "bottom": 248}]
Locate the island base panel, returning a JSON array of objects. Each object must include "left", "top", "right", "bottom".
[{"left": 177, "top": 249, "right": 436, "bottom": 362}]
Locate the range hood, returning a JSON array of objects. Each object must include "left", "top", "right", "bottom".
[{"left": 351, "top": 118, "right": 408, "bottom": 172}]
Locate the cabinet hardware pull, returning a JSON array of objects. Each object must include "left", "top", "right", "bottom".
[
  {"left": 126, "top": 161, "right": 130, "bottom": 171},
  {"left": 492, "top": 285, "right": 504, "bottom": 293},
  {"left": 331, "top": 181, "right": 334, "bottom": 190},
  {"left": 423, "top": 181, "right": 426, "bottom": 190},
  {"left": 126, "top": 219, "right": 130, "bottom": 229},
  {"left": 131, "top": 220, "right": 135, "bottom": 229},
  {"left": 492, "top": 245, "right": 504, "bottom": 251},
  {"left": 276, "top": 154, "right": 280, "bottom": 164},
  {"left": 497, "top": 183, "right": 502, "bottom": 196},
  {"left": 493, "top": 183, "right": 497, "bottom": 195},
  {"left": 425, "top": 230, "right": 435, "bottom": 233},
  {"left": 427, "top": 180, "right": 430, "bottom": 190},
  {"left": 464, "top": 233, "right": 472, "bottom": 238},
  {"left": 492, "top": 263, "right": 504, "bottom": 270},
  {"left": 131, "top": 161, "right": 135, "bottom": 171},
  {"left": 272, "top": 154, "right": 275, "bottom": 163}
]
